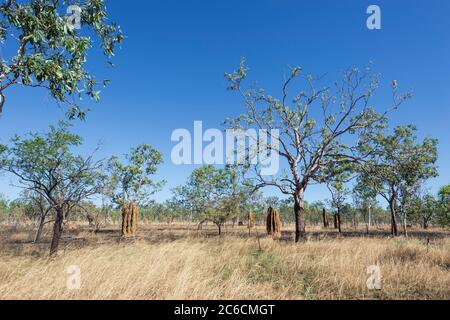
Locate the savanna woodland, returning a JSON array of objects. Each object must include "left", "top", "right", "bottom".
[{"left": 0, "top": 0, "right": 448, "bottom": 300}]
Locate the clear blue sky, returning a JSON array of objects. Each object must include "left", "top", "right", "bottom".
[{"left": 0, "top": 0, "right": 449, "bottom": 204}]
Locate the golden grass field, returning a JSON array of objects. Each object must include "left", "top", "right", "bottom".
[{"left": 0, "top": 222, "right": 449, "bottom": 300}]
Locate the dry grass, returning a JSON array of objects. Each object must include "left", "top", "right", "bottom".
[{"left": 0, "top": 223, "right": 449, "bottom": 300}]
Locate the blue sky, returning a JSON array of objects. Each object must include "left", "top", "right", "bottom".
[{"left": 0, "top": 0, "right": 449, "bottom": 204}]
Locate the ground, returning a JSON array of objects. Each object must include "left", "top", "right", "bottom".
[{"left": 0, "top": 222, "right": 449, "bottom": 300}]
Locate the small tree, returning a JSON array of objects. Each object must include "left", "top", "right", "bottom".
[
  {"left": 0, "top": 193, "right": 8, "bottom": 223},
  {"left": 322, "top": 162, "right": 352, "bottom": 233},
  {"left": 437, "top": 185, "right": 450, "bottom": 227},
  {"left": 0, "top": 122, "right": 103, "bottom": 255},
  {"left": 418, "top": 195, "right": 440, "bottom": 229},
  {"left": 326, "top": 181, "right": 348, "bottom": 233},
  {"left": 353, "top": 180, "right": 378, "bottom": 234},
  {"left": 225, "top": 59, "right": 409, "bottom": 242},
  {"left": 360, "top": 125, "right": 438, "bottom": 236},
  {"left": 175, "top": 165, "right": 244, "bottom": 235},
  {"left": 0, "top": 0, "right": 123, "bottom": 118},
  {"left": 107, "top": 145, "right": 164, "bottom": 237},
  {"left": 6, "top": 198, "right": 32, "bottom": 225}
]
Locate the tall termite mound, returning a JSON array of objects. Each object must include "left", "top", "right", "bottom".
[
  {"left": 248, "top": 210, "right": 255, "bottom": 228},
  {"left": 121, "top": 202, "right": 138, "bottom": 237},
  {"left": 266, "top": 206, "right": 282, "bottom": 239}
]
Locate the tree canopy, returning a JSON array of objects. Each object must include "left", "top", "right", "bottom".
[
  {"left": 107, "top": 144, "right": 165, "bottom": 207},
  {"left": 0, "top": 122, "right": 104, "bottom": 254},
  {"left": 359, "top": 125, "right": 438, "bottom": 235},
  {"left": 0, "top": 0, "right": 123, "bottom": 118},
  {"left": 225, "top": 59, "right": 410, "bottom": 241},
  {"left": 173, "top": 165, "right": 250, "bottom": 234}
]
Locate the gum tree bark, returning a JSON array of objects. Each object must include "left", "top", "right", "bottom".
[
  {"left": 294, "top": 188, "right": 306, "bottom": 241},
  {"left": 388, "top": 199, "right": 399, "bottom": 236}
]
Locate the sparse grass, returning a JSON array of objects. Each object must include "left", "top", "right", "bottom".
[{"left": 0, "top": 223, "right": 448, "bottom": 300}]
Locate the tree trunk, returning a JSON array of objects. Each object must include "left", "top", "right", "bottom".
[
  {"left": 50, "top": 208, "right": 64, "bottom": 256},
  {"left": 389, "top": 201, "right": 398, "bottom": 236},
  {"left": 336, "top": 211, "right": 342, "bottom": 233},
  {"left": 121, "top": 202, "right": 138, "bottom": 237},
  {"left": 293, "top": 189, "right": 306, "bottom": 242},
  {"left": 423, "top": 217, "right": 428, "bottom": 230},
  {"left": 322, "top": 208, "right": 329, "bottom": 228},
  {"left": 217, "top": 223, "right": 222, "bottom": 235},
  {"left": 197, "top": 219, "right": 206, "bottom": 231},
  {"left": 34, "top": 215, "right": 46, "bottom": 243},
  {"left": 333, "top": 213, "right": 338, "bottom": 229}
]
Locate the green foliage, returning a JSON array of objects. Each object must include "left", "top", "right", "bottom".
[
  {"left": 436, "top": 185, "right": 450, "bottom": 227},
  {"left": 304, "top": 201, "right": 323, "bottom": 225},
  {"left": 224, "top": 59, "right": 410, "bottom": 240},
  {"left": 2, "top": 122, "right": 82, "bottom": 175},
  {"left": 0, "top": 122, "right": 104, "bottom": 214},
  {"left": 0, "top": 193, "right": 8, "bottom": 221},
  {"left": 438, "top": 184, "right": 450, "bottom": 204},
  {"left": 224, "top": 59, "right": 407, "bottom": 197},
  {"left": 0, "top": 0, "right": 123, "bottom": 118},
  {"left": 0, "top": 193, "right": 8, "bottom": 210},
  {"left": 403, "top": 193, "right": 446, "bottom": 227},
  {"left": 107, "top": 144, "right": 164, "bottom": 206},
  {"left": 361, "top": 125, "right": 438, "bottom": 210},
  {"left": 172, "top": 165, "right": 250, "bottom": 224},
  {"left": 8, "top": 197, "right": 34, "bottom": 219}
]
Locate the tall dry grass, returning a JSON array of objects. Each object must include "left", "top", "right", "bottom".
[{"left": 0, "top": 226, "right": 448, "bottom": 300}]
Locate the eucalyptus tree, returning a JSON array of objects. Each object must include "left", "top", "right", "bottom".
[
  {"left": 321, "top": 159, "right": 354, "bottom": 233},
  {"left": 0, "top": 122, "right": 104, "bottom": 255},
  {"left": 225, "top": 59, "right": 409, "bottom": 241},
  {"left": 437, "top": 185, "right": 450, "bottom": 227},
  {"left": 360, "top": 125, "right": 438, "bottom": 236},
  {"left": 107, "top": 145, "right": 164, "bottom": 237},
  {"left": 6, "top": 197, "right": 33, "bottom": 224},
  {"left": 174, "top": 165, "right": 246, "bottom": 235},
  {"left": 411, "top": 194, "right": 440, "bottom": 229},
  {"left": 326, "top": 180, "right": 348, "bottom": 233},
  {"left": 0, "top": 193, "right": 7, "bottom": 222},
  {"left": 439, "top": 185, "right": 450, "bottom": 207},
  {"left": 353, "top": 179, "right": 378, "bottom": 233},
  {"left": 0, "top": 0, "right": 123, "bottom": 118}
]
